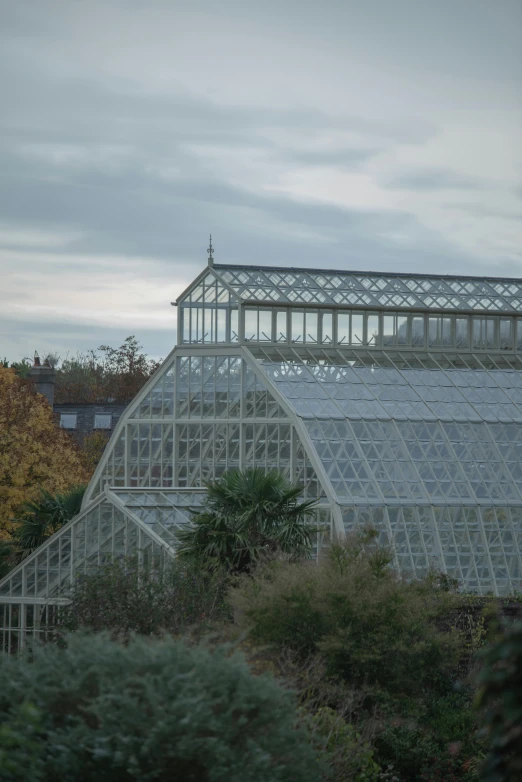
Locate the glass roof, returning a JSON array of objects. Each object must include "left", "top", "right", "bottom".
[
  {"left": 259, "top": 359, "right": 522, "bottom": 424},
  {"left": 213, "top": 264, "right": 522, "bottom": 312},
  {"left": 257, "top": 355, "right": 522, "bottom": 505},
  {"left": 114, "top": 491, "right": 204, "bottom": 549}
]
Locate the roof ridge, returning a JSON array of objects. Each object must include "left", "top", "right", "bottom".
[{"left": 213, "top": 262, "right": 522, "bottom": 284}]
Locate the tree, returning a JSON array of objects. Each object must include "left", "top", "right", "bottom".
[
  {"left": 80, "top": 431, "right": 109, "bottom": 472},
  {"left": 1, "top": 358, "right": 31, "bottom": 377},
  {"left": 178, "top": 468, "right": 318, "bottom": 573},
  {"left": 11, "top": 485, "right": 86, "bottom": 559},
  {"left": 54, "top": 336, "right": 161, "bottom": 404},
  {"left": 0, "top": 365, "right": 89, "bottom": 539}
]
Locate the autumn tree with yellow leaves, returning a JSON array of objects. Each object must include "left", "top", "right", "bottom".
[{"left": 0, "top": 365, "right": 89, "bottom": 539}]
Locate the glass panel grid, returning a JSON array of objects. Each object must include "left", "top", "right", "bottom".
[{"left": 45, "top": 329, "right": 522, "bottom": 600}]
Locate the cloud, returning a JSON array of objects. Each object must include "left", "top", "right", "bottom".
[
  {"left": 1, "top": 0, "right": 521, "bottom": 363},
  {"left": 382, "top": 169, "right": 488, "bottom": 192}
]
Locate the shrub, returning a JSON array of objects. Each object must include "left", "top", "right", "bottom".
[
  {"left": 373, "top": 724, "right": 467, "bottom": 782},
  {"left": 232, "top": 539, "right": 464, "bottom": 696},
  {"left": 309, "top": 706, "right": 381, "bottom": 781},
  {"left": 0, "top": 633, "right": 323, "bottom": 781},
  {"left": 58, "top": 557, "right": 230, "bottom": 639},
  {"left": 0, "top": 702, "right": 45, "bottom": 781},
  {"left": 475, "top": 620, "right": 522, "bottom": 781}
]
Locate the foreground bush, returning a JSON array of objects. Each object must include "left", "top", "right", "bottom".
[
  {"left": 58, "top": 557, "right": 230, "bottom": 639},
  {"left": 232, "top": 538, "right": 464, "bottom": 697},
  {"left": 0, "top": 634, "right": 322, "bottom": 782},
  {"left": 476, "top": 620, "right": 522, "bottom": 782}
]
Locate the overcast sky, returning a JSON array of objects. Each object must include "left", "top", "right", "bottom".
[{"left": 1, "top": 0, "right": 521, "bottom": 363}]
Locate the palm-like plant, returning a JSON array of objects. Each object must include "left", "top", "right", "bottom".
[
  {"left": 11, "top": 485, "right": 86, "bottom": 559},
  {"left": 177, "top": 468, "right": 318, "bottom": 573}
]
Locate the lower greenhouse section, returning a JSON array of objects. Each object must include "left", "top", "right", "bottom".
[
  {"left": 0, "top": 488, "right": 333, "bottom": 652},
  {"left": 0, "top": 491, "right": 188, "bottom": 653}
]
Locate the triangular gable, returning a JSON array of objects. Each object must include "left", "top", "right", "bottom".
[{"left": 0, "top": 491, "right": 176, "bottom": 604}]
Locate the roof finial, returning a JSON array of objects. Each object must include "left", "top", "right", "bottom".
[{"left": 207, "top": 234, "right": 214, "bottom": 266}]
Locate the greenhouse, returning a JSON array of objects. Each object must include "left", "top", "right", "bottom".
[{"left": 2, "top": 259, "right": 522, "bottom": 650}]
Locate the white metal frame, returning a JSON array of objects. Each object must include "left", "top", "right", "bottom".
[{"left": 2, "top": 259, "right": 522, "bottom": 651}]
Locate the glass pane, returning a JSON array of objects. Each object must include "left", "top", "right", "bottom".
[
  {"left": 203, "top": 306, "right": 214, "bottom": 343},
  {"left": 473, "top": 316, "right": 486, "bottom": 348},
  {"left": 321, "top": 312, "right": 333, "bottom": 344},
  {"left": 230, "top": 309, "right": 239, "bottom": 342},
  {"left": 366, "top": 313, "right": 379, "bottom": 346},
  {"left": 337, "top": 312, "right": 350, "bottom": 344},
  {"left": 456, "top": 317, "right": 469, "bottom": 348},
  {"left": 500, "top": 318, "right": 513, "bottom": 349},
  {"left": 276, "top": 311, "right": 287, "bottom": 342},
  {"left": 182, "top": 307, "right": 190, "bottom": 343},
  {"left": 245, "top": 309, "right": 257, "bottom": 341},
  {"left": 352, "top": 313, "right": 364, "bottom": 345},
  {"left": 429, "top": 316, "right": 452, "bottom": 347},
  {"left": 428, "top": 316, "right": 439, "bottom": 347},
  {"left": 397, "top": 315, "right": 408, "bottom": 345},
  {"left": 442, "top": 317, "right": 452, "bottom": 346},
  {"left": 216, "top": 309, "right": 227, "bottom": 342},
  {"left": 383, "top": 314, "right": 395, "bottom": 346},
  {"left": 517, "top": 319, "right": 522, "bottom": 351},
  {"left": 305, "top": 311, "right": 318, "bottom": 343},
  {"left": 412, "top": 316, "right": 425, "bottom": 346},
  {"left": 190, "top": 283, "right": 204, "bottom": 303},
  {"left": 487, "top": 317, "right": 498, "bottom": 349},
  {"left": 292, "top": 311, "right": 304, "bottom": 343},
  {"left": 191, "top": 307, "right": 201, "bottom": 343},
  {"left": 258, "top": 309, "right": 272, "bottom": 342}
]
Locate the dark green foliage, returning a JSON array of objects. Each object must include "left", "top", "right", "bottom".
[
  {"left": 373, "top": 724, "right": 465, "bottom": 781},
  {"left": 0, "top": 539, "right": 16, "bottom": 579},
  {"left": 178, "top": 468, "right": 318, "bottom": 573},
  {"left": 11, "top": 485, "right": 86, "bottom": 558},
  {"left": 476, "top": 620, "right": 522, "bottom": 781},
  {"left": 233, "top": 537, "right": 463, "bottom": 696},
  {"left": 0, "top": 633, "right": 322, "bottom": 782},
  {"left": 0, "top": 702, "right": 45, "bottom": 781},
  {"left": 58, "top": 557, "right": 230, "bottom": 639},
  {"left": 422, "top": 692, "right": 480, "bottom": 751},
  {"left": 1, "top": 358, "right": 32, "bottom": 377},
  {"left": 308, "top": 707, "right": 381, "bottom": 781}
]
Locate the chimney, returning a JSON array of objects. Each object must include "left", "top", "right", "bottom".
[{"left": 28, "top": 351, "right": 56, "bottom": 407}]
